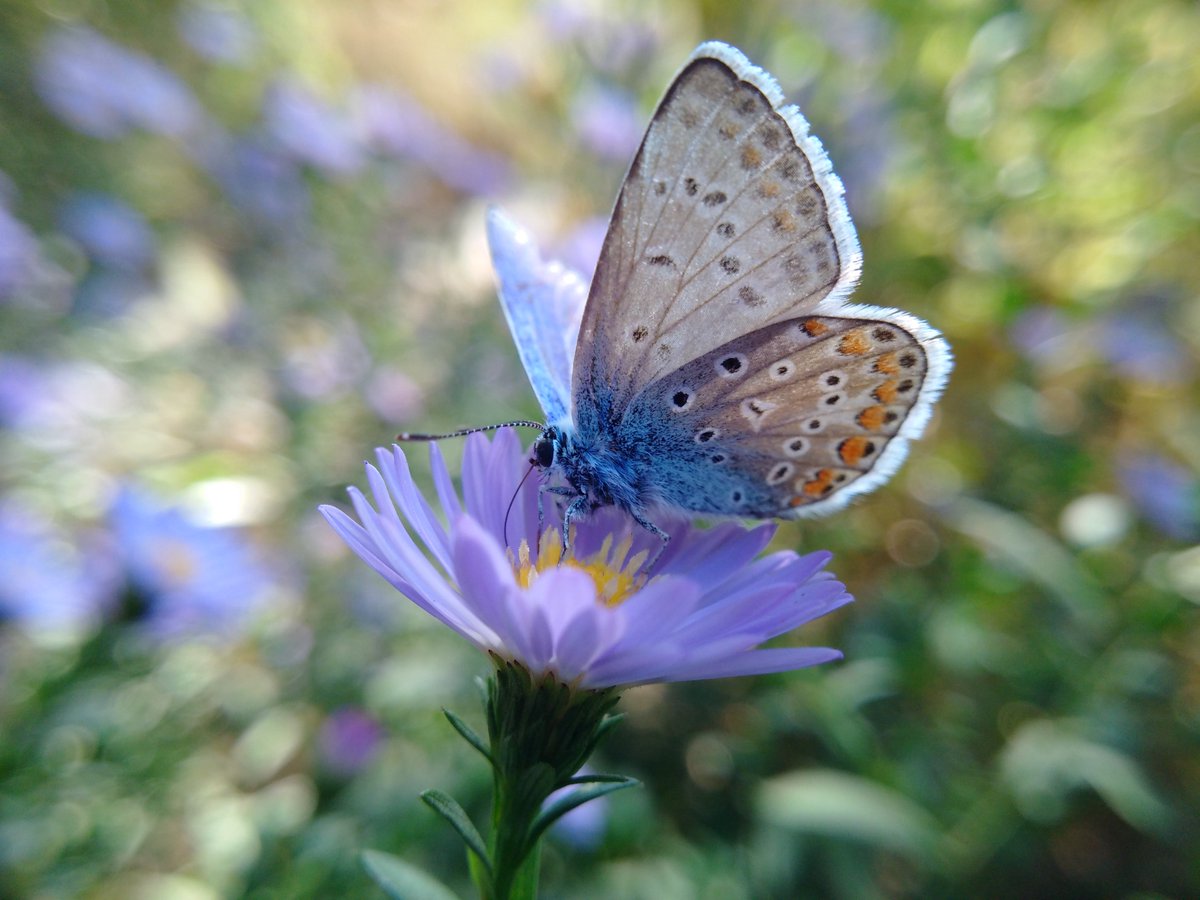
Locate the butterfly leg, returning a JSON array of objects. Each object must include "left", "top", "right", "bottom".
[
  {"left": 630, "top": 509, "right": 671, "bottom": 569},
  {"left": 560, "top": 494, "right": 592, "bottom": 557},
  {"left": 537, "top": 484, "right": 576, "bottom": 544}
]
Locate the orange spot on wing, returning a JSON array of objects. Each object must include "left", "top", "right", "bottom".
[
  {"left": 873, "top": 380, "right": 899, "bottom": 403},
  {"left": 789, "top": 495, "right": 808, "bottom": 507},
  {"left": 873, "top": 352, "right": 900, "bottom": 375},
  {"left": 838, "top": 437, "right": 876, "bottom": 466},
  {"left": 838, "top": 331, "right": 871, "bottom": 356},
  {"left": 802, "top": 468, "right": 835, "bottom": 496},
  {"left": 741, "top": 145, "right": 762, "bottom": 168},
  {"left": 758, "top": 180, "right": 781, "bottom": 198},
  {"left": 800, "top": 319, "right": 829, "bottom": 337},
  {"left": 857, "top": 405, "right": 887, "bottom": 430}
]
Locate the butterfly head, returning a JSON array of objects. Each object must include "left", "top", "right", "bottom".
[{"left": 531, "top": 426, "right": 562, "bottom": 471}]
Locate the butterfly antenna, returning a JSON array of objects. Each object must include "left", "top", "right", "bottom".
[
  {"left": 503, "top": 463, "right": 538, "bottom": 548},
  {"left": 396, "top": 420, "right": 545, "bottom": 442}
]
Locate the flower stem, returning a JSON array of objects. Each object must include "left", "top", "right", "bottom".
[{"left": 482, "top": 658, "right": 620, "bottom": 899}]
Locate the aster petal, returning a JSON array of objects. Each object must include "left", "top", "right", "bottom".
[
  {"left": 679, "top": 569, "right": 849, "bottom": 646},
  {"left": 658, "top": 520, "right": 774, "bottom": 588},
  {"left": 611, "top": 576, "right": 703, "bottom": 643},
  {"left": 662, "top": 647, "right": 844, "bottom": 682},
  {"left": 583, "top": 641, "right": 693, "bottom": 688},
  {"left": 449, "top": 514, "right": 523, "bottom": 647},
  {"left": 554, "top": 602, "right": 619, "bottom": 680},
  {"left": 348, "top": 485, "right": 493, "bottom": 642},
  {"left": 375, "top": 446, "right": 451, "bottom": 569},
  {"left": 520, "top": 565, "right": 610, "bottom": 677},
  {"left": 429, "top": 442, "right": 463, "bottom": 523}
]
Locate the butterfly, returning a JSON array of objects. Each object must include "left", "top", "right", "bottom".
[{"left": 429, "top": 41, "right": 951, "bottom": 549}]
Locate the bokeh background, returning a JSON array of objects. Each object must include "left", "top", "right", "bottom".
[{"left": 2, "top": 1, "right": 1198, "bottom": 897}]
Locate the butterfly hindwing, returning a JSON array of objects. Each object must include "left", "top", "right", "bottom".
[
  {"left": 573, "top": 42, "right": 862, "bottom": 429},
  {"left": 622, "top": 313, "right": 942, "bottom": 518}
]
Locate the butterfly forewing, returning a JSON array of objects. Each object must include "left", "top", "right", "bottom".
[{"left": 574, "top": 42, "right": 861, "bottom": 427}]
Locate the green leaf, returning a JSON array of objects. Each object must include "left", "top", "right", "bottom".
[
  {"left": 420, "top": 790, "right": 492, "bottom": 874},
  {"left": 442, "top": 708, "right": 492, "bottom": 763},
  {"left": 528, "top": 777, "right": 640, "bottom": 846},
  {"left": 592, "top": 713, "right": 626, "bottom": 744},
  {"left": 361, "top": 849, "right": 461, "bottom": 900},
  {"left": 1000, "top": 720, "right": 1172, "bottom": 833},
  {"left": 563, "top": 772, "right": 633, "bottom": 786},
  {"left": 756, "top": 769, "right": 939, "bottom": 859}
]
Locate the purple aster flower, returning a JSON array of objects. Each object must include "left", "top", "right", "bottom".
[
  {"left": 352, "top": 86, "right": 510, "bottom": 195},
  {"left": 58, "top": 192, "right": 155, "bottom": 271},
  {"left": 0, "top": 203, "right": 42, "bottom": 301},
  {"left": 34, "top": 26, "right": 206, "bottom": 140},
  {"left": 320, "top": 707, "right": 385, "bottom": 776},
  {"left": 551, "top": 216, "right": 608, "bottom": 280},
  {"left": 0, "top": 502, "right": 118, "bottom": 636},
  {"left": 204, "top": 134, "right": 311, "bottom": 228},
  {"left": 321, "top": 430, "right": 851, "bottom": 690},
  {"left": 263, "top": 79, "right": 364, "bottom": 176},
  {"left": 571, "top": 84, "right": 644, "bottom": 162},
  {"left": 1118, "top": 454, "right": 1200, "bottom": 542},
  {"left": 111, "top": 486, "right": 281, "bottom": 639},
  {"left": 177, "top": 3, "right": 259, "bottom": 65}
]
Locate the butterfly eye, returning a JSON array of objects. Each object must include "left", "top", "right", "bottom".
[
  {"left": 533, "top": 436, "right": 556, "bottom": 468},
  {"left": 715, "top": 354, "right": 747, "bottom": 378},
  {"left": 669, "top": 389, "right": 694, "bottom": 412},
  {"left": 769, "top": 359, "right": 796, "bottom": 381},
  {"left": 694, "top": 428, "right": 720, "bottom": 443},
  {"left": 767, "top": 463, "right": 795, "bottom": 485},
  {"left": 782, "top": 437, "right": 809, "bottom": 457}
]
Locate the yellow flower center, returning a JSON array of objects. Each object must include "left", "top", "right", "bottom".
[{"left": 510, "top": 528, "right": 652, "bottom": 607}]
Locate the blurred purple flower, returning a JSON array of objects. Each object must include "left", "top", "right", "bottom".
[
  {"left": 365, "top": 366, "right": 426, "bottom": 424},
  {"left": 59, "top": 192, "right": 155, "bottom": 270},
  {"left": 0, "top": 203, "right": 41, "bottom": 301},
  {"left": 0, "top": 356, "right": 129, "bottom": 435},
  {"left": 353, "top": 86, "right": 510, "bottom": 195},
  {"left": 1118, "top": 455, "right": 1200, "bottom": 542},
  {"left": 321, "top": 431, "right": 851, "bottom": 689},
  {"left": 536, "top": 3, "right": 659, "bottom": 75},
  {"left": 1012, "top": 302, "right": 1193, "bottom": 385},
  {"left": 552, "top": 216, "right": 607, "bottom": 281},
  {"left": 1009, "top": 307, "right": 1083, "bottom": 369},
  {"left": 35, "top": 26, "right": 206, "bottom": 140},
  {"left": 319, "top": 707, "right": 385, "bottom": 775},
  {"left": 280, "top": 318, "right": 370, "bottom": 400},
  {"left": 1097, "top": 307, "right": 1192, "bottom": 385},
  {"left": 111, "top": 487, "right": 280, "bottom": 639},
  {"left": 791, "top": 0, "right": 891, "bottom": 65},
  {"left": 0, "top": 503, "right": 118, "bottom": 635},
  {"left": 177, "top": 3, "right": 259, "bottom": 64},
  {"left": 264, "top": 79, "right": 365, "bottom": 176},
  {"left": 206, "top": 134, "right": 311, "bottom": 227},
  {"left": 571, "top": 84, "right": 644, "bottom": 162},
  {"left": 71, "top": 270, "right": 153, "bottom": 318}
]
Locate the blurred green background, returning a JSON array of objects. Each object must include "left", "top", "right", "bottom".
[{"left": 1, "top": 1, "right": 1198, "bottom": 897}]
